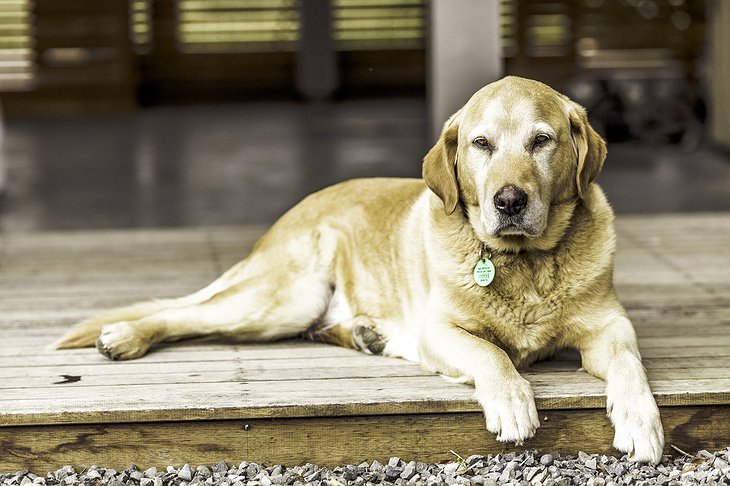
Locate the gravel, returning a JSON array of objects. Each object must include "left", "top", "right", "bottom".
[{"left": 3, "top": 449, "right": 729, "bottom": 486}]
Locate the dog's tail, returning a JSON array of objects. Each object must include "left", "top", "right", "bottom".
[{"left": 49, "top": 299, "right": 175, "bottom": 349}]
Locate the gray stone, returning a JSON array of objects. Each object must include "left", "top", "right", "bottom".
[
  {"left": 178, "top": 466, "right": 192, "bottom": 482},
  {"left": 531, "top": 470, "right": 547, "bottom": 485},
  {"left": 385, "top": 466, "right": 403, "bottom": 481},
  {"left": 389, "top": 458, "right": 401, "bottom": 468},
  {"left": 212, "top": 464, "right": 228, "bottom": 475},
  {"left": 304, "top": 470, "right": 320, "bottom": 482},
  {"left": 414, "top": 463, "right": 430, "bottom": 475},
  {"left": 130, "top": 471, "right": 144, "bottom": 481},
  {"left": 486, "top": 472, "right": 500, "bottom": 481},
  {"left": 370, "top": 461, "right": 383, "bottom": 472},
  {"left": 245, "top": 465, "right": 260, "bottom": 480},
  {"left": 400, "top": 463, "right": 417, "bottom": 481},
  {"left": 443, "top": 463, "right": 459, "bottom": 475},
  {"left": 585, "top": 459, "right": 597, "bottom": 470},
  {"left": 540, "top": 455, "right": 554, "bottom": 466},
  {"left": 466, "top": 455, "right": 483, "bottom": 467},
  {"left": 86, "top": 470, "right": 102, "bottom": 480},
  {"left": 406, "top": 473, "right": 421, "bottom": 485},
  {"left": 342, "top": 466, "right": 358, "bottom": 481}
]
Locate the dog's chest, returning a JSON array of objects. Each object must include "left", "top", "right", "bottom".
[{"left": 465, "top": 256, "right": 572, "bottom": 360}]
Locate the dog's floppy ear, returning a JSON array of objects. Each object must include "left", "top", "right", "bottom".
[
  {"left": 567, "top": 102, "right": 607, "bottom": 200},
  {"left": 423, "top": 111, "right": 461, "bottom": 215}
]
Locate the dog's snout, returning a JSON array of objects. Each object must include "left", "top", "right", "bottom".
[{"left": 494, "top": 185, "right": 528, "bottom": 217}]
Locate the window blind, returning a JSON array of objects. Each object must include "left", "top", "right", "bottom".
[
  {"left": 175, "top": 0, "right": 300, "bottom": 53},
  {"left": 500, "top": 0, "right": 518, "bottom": 57},
  {"left": 332, "top": 0, "right": 425, "bottom": 50},
  {"left": 129, "top": 0, "right": 152, "bottom": 53},
  {"left": 0, "top": 0, "right": 34, "bottom": 90}
]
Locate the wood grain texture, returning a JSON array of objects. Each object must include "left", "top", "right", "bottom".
[
  {"left": 0, "top": 215, "right": 728, "bottom": 469},
  {"left": 0, "top": 407, "right": 727, "bottom": 473}
]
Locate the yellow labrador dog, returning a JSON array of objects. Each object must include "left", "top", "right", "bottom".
[{"left": 54, "top": 76, "right": 664, "bottom": 463}]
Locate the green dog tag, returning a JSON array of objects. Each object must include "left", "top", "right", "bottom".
[{"left": 473, "top": 258, "right": 495, "bottom": 287}]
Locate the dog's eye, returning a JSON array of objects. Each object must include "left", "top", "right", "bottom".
[
  {"left": 473, "top": 137, "right": 493, "bottom": 151},
  {"left": 533, "top": 134, "right": 551, "bottom": 147}
]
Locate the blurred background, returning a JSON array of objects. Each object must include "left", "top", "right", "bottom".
[{"left": 0, "top": 0, "right": 728, "bottom": 231}]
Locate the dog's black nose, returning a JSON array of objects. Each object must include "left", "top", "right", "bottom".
[{"left": 494, "top": 185, "right": 528, "bottom": 216}]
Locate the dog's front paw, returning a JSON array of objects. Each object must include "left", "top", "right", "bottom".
[
  {"left": 608, "top": 387, "right": 664, "bottom": 464},
  {"left": 96, "top": 322, "right": 152, "bottom": 360},
  {"left": 476, "top": 375, "right": 540, "bottom": 445}
]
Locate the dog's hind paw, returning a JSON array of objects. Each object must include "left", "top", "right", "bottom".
[
  {"left": 351, "top": 324, "right": 386, "bottom": 355},
  {"left": 96, "top": 322, "right": 152, "bottom": 360}
]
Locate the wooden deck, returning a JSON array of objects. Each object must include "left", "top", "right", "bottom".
[{"left": 1, "top": 214, "right": 729, "bottom": 471}]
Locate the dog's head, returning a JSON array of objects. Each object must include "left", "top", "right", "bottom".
[{"left": 423, "top": 76, "right": 606, "bottom": 252}]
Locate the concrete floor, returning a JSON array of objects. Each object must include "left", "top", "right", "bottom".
[{"left": 2, "top": 99, "right": 729, "bottom": 232}]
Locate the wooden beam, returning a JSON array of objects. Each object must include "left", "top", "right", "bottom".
[{"left": 1, "top": 406, "right": 727, "bottom": 472}]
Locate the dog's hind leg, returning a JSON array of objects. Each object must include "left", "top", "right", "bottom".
[
  {"left": 94, "top": 269, "right": 332, "bottom": 360},
  {"left": 50, "top": 260, "right": 252, "bottom": 350}
]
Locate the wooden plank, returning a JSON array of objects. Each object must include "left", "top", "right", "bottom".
[
  {"left": 0, "top": 355, "right": 420, "bottom": 380},
  {"left": 0, "top": 335, "right": 727, "bottom": 367},
  {"left": 636, "top": 335, "right": 730, "bottom": 348},
  {"left": 1, "top": 372, "right": 727, "bottom": 429},
  {"left": 533, "top": 356, "right": 730, "bottom": 371},
  {"left": 1, "top": 364, "right": 728, "bottom": 391},
  {"left": 2, "top": 374, "right": 726, "bottom": 408},
  {"left": 0, "top": 406, "right": 726, "bottom": 472}
]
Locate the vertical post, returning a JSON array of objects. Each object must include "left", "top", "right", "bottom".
[
  {"left": 297, "top": 0, "right": 338, "bottom": 101},
  {"left": 708, "top": 0, "right": 730, "bottom": 149},
  {"left": 428, "top": 0, "right": 503, "bottom": 140}
]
